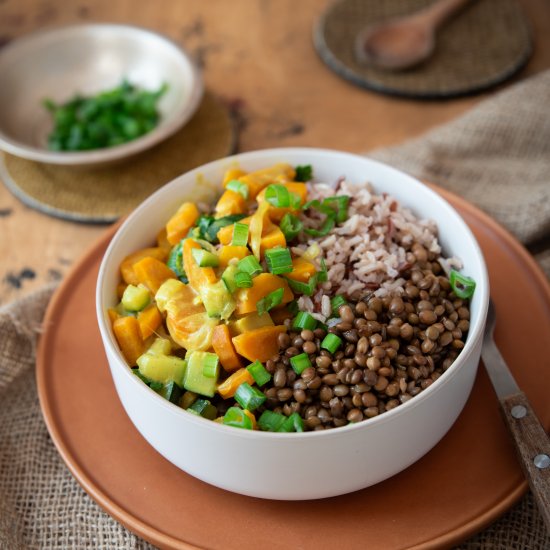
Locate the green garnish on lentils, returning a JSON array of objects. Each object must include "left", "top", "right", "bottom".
[{"left": 43, "top": 80, "right": 168, "bottom": 151}]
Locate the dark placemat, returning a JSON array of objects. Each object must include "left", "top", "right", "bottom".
[
  {"left": 313, "top": 0, "right": 532, "bottom": 98},
  {"left": 0, "top": 91, "right": 236, "bottom": 223}
]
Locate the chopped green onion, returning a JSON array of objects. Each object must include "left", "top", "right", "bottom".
[
  {"left": 237, "top": 255, "right": 263, "bottom": 278},
  {"left": 287, "top": 300, "right": 299, "bottom": 316},
  {"left": 221, "top": 264, "right": 239, "bottom": 293},
  {"left": 292, "top": 311, "right": 317, "bottom": 330},
  {"left": 121, "top": 284, "right": 150, "bottom": 312},
  {"left": 290, "top": 352, "right": 312, "bottom": 374},
  {"left": 449, "top": 269, "right": 476, "bottom": 299},
  {"left": 285, "top": 272, "right": 319, "bottom": 296},
  {"left": 187, "top": 398, "right": 217, "bottom": 419},
  {"left": 265, "top": 184, "right": 290, "bottom": 207},
  {"left": 318, "top": 258, "right": 328, "bottom": 282},
  {"left": 302, "top": 198, "right": 321, "bottom": 211},
  {"left": 321, "top": 333, "right": 343, "bottom": 354},
  {"left": 223, "top": 407, "right": 253, "bottom": 429},
  {"left": 234, "top": 270, "right": 253, "bottom": 288},
  {"left": 234, "top": 382, "right": 266, "bottom": 411},
  {"left": 148, "top": 380, "right": 164, "bottom": 391},
  {"left": 330, "top": 295, "right": 347, "bottom": 315},
  {"left": 231, "top": 222, "right": 249, "bottom": 246},
  {"left": 167, "top": 241, "right": 189, "bottom": 283},
  {"left": 202, "top": 214, "right": 247, "bottom": 243},
  {"left": 304, "top": 216, "right": 335, "bottom": 237},
  {"left": 289, "top": 192, "right": 302, "bottom": 209},
  {"left": 202, "top": 353, "right": 220, "bottom": 378},
  {"left": 294, "top": 165, "right": 313, "bottom": 182},
  {"left": 256, "top": 287, "right": 284, "bottom": 316},
  {"left": 265, "top": 247, "right": 293, "bottom": 275},
  {"left": 226, "top": 179, "right": 249, "bottom": 199},
  {"left": 280, "top": 213, "right": 303, "bottom": 241},
  {"left": 278, "top": 412, "right": 305, "bottom": 432},
  {"left": 322, "top": 195, "right": 350, "bottom": 223},
  {"left": 191, "top": 248, "right": 219, "bottom": 267},
  {"left": 302, "top": 198, "right": 340, "bottom": 237},
  {"left": 247, "top": 361, "right": 272, "bottom": 386},
  {"left": 258, "top": 410, "right": 286, "bottom": 432}
]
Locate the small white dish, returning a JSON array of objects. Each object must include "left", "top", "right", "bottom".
[{"left": 0, "top": 24, "right": 203, "bottom": 167}]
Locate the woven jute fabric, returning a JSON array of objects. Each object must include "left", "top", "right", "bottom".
[
  {"left": 0, "top": 91, "right": 235, "bottom": 223},
  {"left": 1, "top": 73, "right": 550, "bottom": 549},
  {"left": 369, "top": 69, "right": 550, "bottom": 278},
  {"left": 314, "top": 0, "right": 532, "bottom": 98}
]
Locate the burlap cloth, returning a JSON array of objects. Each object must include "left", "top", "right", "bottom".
[{"left": 1, "top": 71, "right": 549, "bottom": 549}]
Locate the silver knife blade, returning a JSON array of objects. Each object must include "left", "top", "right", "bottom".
[{"left": 481, "top": 300, "right": 520, "bottom": 399}]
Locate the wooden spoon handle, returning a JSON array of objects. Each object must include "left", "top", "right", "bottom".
[
  {"left": 416, "top": 0, "right": 474, "bottom": 29},
  {"left": 500, "top": 391, "right": 550, "bottom": 531}
]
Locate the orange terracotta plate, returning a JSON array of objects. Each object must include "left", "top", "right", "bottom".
[{"left": 37, "top": 187, "right": 550, "bottom": 550}]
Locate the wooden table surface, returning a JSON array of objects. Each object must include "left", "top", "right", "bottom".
[{"left": 1, "top": 0, "right": 550, "bottom": 305}]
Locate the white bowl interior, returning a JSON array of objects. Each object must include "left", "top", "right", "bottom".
[
  {"left": 0, "top": 24, "right": 202, "bottom": 164},
  {"left": 96, "top": 148, "right": 489, "bottom": 499}
]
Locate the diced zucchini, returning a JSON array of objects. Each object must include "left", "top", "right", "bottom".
[
  {"left": 191, "top": 248, "right": 220, "bottom": 267},
  {"left": 156, "top": 380, "right": 183, "bottom": 404},
  {"left": 146, "top": 337, "right": 172, "bottom": 356},
  {"left": 221, "top": 264, "right": 239, "bottom": 293},
  {"left": 137, "top": 353, "right": 187, "bottom": 388},
  {"left": 121, "top": 284, "right": 150, "bottom": 312},
  {"left": 187, "top": 398, "right": 218, "bottom": 420},
  {"left": 183, "top": 351, "right": 219, "bottom": 397},
  {"left": 178, "top": 390, "right": 198, "bottom": 409}
]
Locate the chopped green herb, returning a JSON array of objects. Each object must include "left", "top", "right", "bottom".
[
  {"left": 44, "top": 80, "right": 168, "bottom": 151},
  {"left": 294, "top": 165, "right": 313, "bottom": 182},
  {"left": 322, "top": 195, "right": 350, "bottom": 223}
]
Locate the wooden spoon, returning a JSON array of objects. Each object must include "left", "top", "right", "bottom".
[{"left": 355, "top": 0, "right": 474, "bottom": 70}]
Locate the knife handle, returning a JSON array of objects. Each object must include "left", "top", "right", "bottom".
[{"left": 500, "top": 391, "right": 550, "bottom": 531}]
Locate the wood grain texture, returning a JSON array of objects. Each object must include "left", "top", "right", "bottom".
[
  {"left": 501, "top": 392, "right": 550, "bottom": 532},
  {"left": 1, "top": 0, "right": 550, "bottom": 304}
]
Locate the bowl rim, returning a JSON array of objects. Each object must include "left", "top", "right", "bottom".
[
  {"left": 96, "top": 147, "right": 490, "bottom": 440},
  {"left": 0, "top": 22, "right": 204, "bottom": 166}
]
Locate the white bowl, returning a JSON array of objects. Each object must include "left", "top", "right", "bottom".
[
  {"left": 0, "top": 24, "right": 203, "bottom": 167},
  {"left": 96, "top": 148, "right": 489, "bottom": 500}
]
